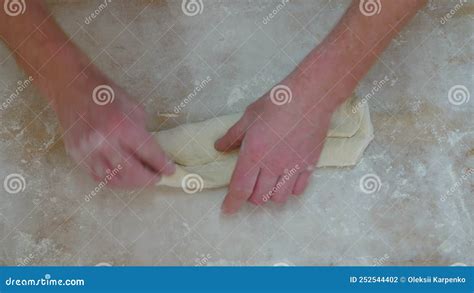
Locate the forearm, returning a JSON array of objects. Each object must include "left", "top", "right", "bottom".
[
  {"left": 294, "top": 0, "right": 427, "bottom": 112},
  {"left": 0, "top": 0, "right": 105, "bottom": 112}
]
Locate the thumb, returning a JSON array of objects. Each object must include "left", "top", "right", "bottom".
[{"left": 215, "top": 116, "right": 249, "bottom": 152}]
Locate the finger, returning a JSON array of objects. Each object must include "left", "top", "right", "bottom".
[
  {"left": 81, "top": 151, "right": 108, "bottom": 181},
  {"left": 127, "top": 104, "right": 147, "bottom": 126},
  {"left": 248, "top": 170, "right": 278, "bottom": 205},
  {"left": 121, "top": 131, "right": 175, "bottom": 176},
  {"left": 271, "top": 174, "right": 297, "bottom": 203},
  {"left": 98, "top": 155, "right": 116, "bottom": 180},
  {"left": 102, "top": 145, "right": 123, "bottom": 171},
  {"left": 89, "top": 155, "right": 107, "bottom": 179},
  {"left": 293, "top": 171, "right": 312, "bottom": 195},
  {"left": 222, "top": 159, "right": 259, "bottom": 214},
  {"left": 214, "top": 116, "right": 250, "bottom": 152},
  {"left": 107, "top": 154, "right": 161, "bottom": 188},
  {"left": 100, "top": 147, "right": 127, "bottom": 183}
]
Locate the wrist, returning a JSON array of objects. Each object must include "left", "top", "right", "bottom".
[{"left": 286, "top": 49, "right": 359, "bottom": 115}]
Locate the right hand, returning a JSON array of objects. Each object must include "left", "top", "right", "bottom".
[{"left": 56, "top": 79, "right": 175, "bottom": 188}]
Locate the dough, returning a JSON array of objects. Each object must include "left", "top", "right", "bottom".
[{"left": 154, "top": 95, "right": 374, "bottom": 189}]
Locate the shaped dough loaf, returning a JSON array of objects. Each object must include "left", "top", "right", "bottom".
[{"left": 154, "top": 96, "right": 374, "bottom": 189}]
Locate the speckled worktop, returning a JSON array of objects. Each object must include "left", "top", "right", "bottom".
[{"left": 0, "top": 0, "right": 473, "bottom": 266}]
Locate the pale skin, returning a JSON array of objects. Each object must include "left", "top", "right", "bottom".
[{"left": 0, "top": 0, "right": 426, "bottom": 212}]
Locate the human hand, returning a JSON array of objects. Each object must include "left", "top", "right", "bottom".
[
  {"left": 215, "top": 76, "right": 336, "bottom": 213},
  {"left": 56, "top": 78, "right": 175, "bottom": 188}
]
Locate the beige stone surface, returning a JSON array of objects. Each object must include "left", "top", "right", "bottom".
[{"left": 0, "top": 0, "right": 473, "bottom": 266}]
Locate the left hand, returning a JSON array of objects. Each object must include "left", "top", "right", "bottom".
[{"left": 215, "top": 76, "right": 335, "bottom": 214}]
